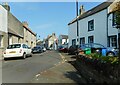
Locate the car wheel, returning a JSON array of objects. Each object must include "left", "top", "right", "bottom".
[
  {"left": 107, "top": 52, "right": 114, "bottom": 56},
  {"left": 30, "top": 54, "right": 32, "bottom": 57},
  {"left": 22, "top": 53, "right": 26, "bottom": 59}
]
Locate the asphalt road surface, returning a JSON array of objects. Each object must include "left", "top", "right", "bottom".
[{"left": 2, "top": 51, "right": 62, "bottom": 83}]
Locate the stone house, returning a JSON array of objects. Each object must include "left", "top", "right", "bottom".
[
  {"left": 23, "top": 21, "right": 37, "bottom": 48},
  {"left": 45, "top": 33, "right": 57, "bottom": 50}
]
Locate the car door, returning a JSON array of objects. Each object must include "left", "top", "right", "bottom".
[
  {"left": 26, "top": 45, "right": 31, "bottom": 55},
  {"left": 23, "top": 44, "right": 28, "bottom": 54}
]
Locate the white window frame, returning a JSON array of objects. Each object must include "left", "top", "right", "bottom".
[
  {"left": 109, "top": 36, "right": 117, "bottom": 48},
  {"left": 88, "top": 36, "right": 94, "bottom": 43},
  {"left": 88, "top": 20, "right": 94, "bottom": 31}
]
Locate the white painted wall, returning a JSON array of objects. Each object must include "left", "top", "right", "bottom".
[
  {"left": 79, "top": 9, "right": 108, "bottom": 47},
  {"left": 58, "top": 35, "right": 69, "bottom": 46},
  {"left": 0, "top": 5, "right": 7, "bottom": 33},
  {"left": 68, "top": 9, "right": 108, "bottom": 47},
  {"left": 68, "top": 22, "right": 77, "bottom": 47},
  {"left": 107, "top": 13, "right": 118, "bottom": 36}
]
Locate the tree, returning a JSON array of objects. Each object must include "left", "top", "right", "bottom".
[{"left": 112, "top": 1, "right": 120, "bottom": 58}]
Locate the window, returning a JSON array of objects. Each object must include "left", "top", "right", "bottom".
[
  {"left": 72, "top": 39, "right": 76, "bottom": 46},
  {"left": 113, "top": 12, "right": 117, "bottom": 26},
  {"left": 7, "top": 44, "right": 21, "bottom": 49},
  {"left": 80, "top": 37, "right": 85, "bottom": 45},
  {"left": 88, "top": 20, "right": 94, "bottom": 31},
  {"left": 88, "top": 36, "right": 94, "bottom": 43},
  {"left": 108, "top": 35, "right": 117, "bottom": 48},
  {"left": 0, "top": 35, "right": 3, "bottom": 47}
]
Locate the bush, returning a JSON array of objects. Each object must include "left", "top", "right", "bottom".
[{"left": 86, "top": 53, "right": 119, "bottom": 65}]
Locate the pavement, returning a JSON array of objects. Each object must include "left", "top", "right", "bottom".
[{"left": 30, "top": 52, "right": 86, "bottom": 83}]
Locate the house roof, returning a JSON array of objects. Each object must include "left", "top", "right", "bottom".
[
  {"left": 68, "top": 0, "right": 113, "bottom": 25},
  {"left": 45, "top": 35, "right": 52, "bottom": 41},
  {"left": 60, "top": 35, "right": 68, "bottom": 39},
  {"left": 23, "top": 25, "right": 37, "bottom": 36}
]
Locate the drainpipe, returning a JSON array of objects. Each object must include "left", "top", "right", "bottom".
[{"left": 107, "top": 10, "right": 109, "bottom": 47}]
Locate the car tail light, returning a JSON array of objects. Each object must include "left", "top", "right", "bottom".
[{"left": 19, "top": 49, "right": 22, "bottom": 53}]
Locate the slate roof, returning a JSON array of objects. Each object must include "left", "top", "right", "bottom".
[{"left": 68, "top": 0, "right": 113, "bottom": 25}]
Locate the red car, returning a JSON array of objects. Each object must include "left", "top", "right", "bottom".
[{"left": 58, "top": 45, "right": 68, "bottom": 53}]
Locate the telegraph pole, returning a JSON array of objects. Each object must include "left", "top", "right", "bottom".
[
  {"left": 76, "top": 0, "right": 79, "bottom": 56},
  {"left": 76, "top": 0, "right": 79, "bottom": 45}
]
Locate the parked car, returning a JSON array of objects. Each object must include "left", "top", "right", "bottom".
[
  {"left": 79, "top": 43, "right": 118, "bottom": 56},
  {"left": 3, "top": 43, "right": 32, "bottom": 60},
  {"left": 32, "top": 46, "right": 43, "bottom": 53},
  {"left": 40, "top": 46, "right": 46, "bottom": 52},
  {"left": 68, "top": 45, "right": 79, "bottom": 55},
  {"left": 42, "top": 47, "right": 46, "bottom": 52},
  {"left": 58, "top": 45, "right": 68, "bottom": 53}
]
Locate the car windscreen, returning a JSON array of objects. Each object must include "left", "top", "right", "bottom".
[{"left": 7, "top": 44, "right": 21, "bottom": 49}]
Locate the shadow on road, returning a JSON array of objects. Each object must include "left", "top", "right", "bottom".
[
  {"left": 64, "top": 71, "right": 85, "bottom": 84},
  {"left": 4, "top": 56, "right": 32, "bottom": 61}
]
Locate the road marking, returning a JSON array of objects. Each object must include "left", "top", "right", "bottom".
[{"left": 59, "top": 53, "right": 67, "bottom": 62}]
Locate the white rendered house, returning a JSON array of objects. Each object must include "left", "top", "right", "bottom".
[{"left": 68, "top": 0, "right": 119, "bottom": 49}]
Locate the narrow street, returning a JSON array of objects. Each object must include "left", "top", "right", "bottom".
[
  {"left": 2, "top": 51, "right": 62, "bottom": 83},
  {"left": 2, "top": 51, "right": 84, "bottom": 83}
]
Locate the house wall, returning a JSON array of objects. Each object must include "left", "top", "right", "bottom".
[
  {"left": 23, "top": 27, "right": 36, "bottom": 48},
  {"left": 8, "top": 12, "right": 24, "bottom": 45},
  {"left": 108, "top": 14, "right": 118, "bottom": 36},
  {"left": 0, "top": 5, "right": 8, "bottom": 33},
  {"left": 12, "top": 35, "right": 18, "bottom": 43},
  {"left": 68, "top": 22, "right": 77, "bottom": 47},
  {"left": 0, "top": 5, "right": 8, "bottom": 59},
  {"left": 58, "top": 35, "right": 69, "bottom": 46},
  {"left": 79, "top": 9, "right": 108, "bottom": 47}
]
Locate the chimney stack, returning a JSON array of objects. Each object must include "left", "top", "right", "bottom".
[
  {"left": 2, "top": 2, "right": 10, "bottom": 11},
  {"left": 79, "top": 5, "right": 85, "bottom": 15},
  {"left": 22, "top": 21, "right": 29, "bottom": 27}
]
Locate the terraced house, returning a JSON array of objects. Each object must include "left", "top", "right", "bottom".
[
  {"left": 0, "top": 3, "right": 37, "bottom": 59},
  {"left": 23, "top": 21, "right": 37, "bottom": 48},
  {"left": 68, "top": 0, "right": 119, "bottom": 49}
]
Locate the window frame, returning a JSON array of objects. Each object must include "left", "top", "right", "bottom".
[
  {"left": 88, "top": 36, "right": 94, "bottom": 44},
  {"left": 112, "top": 12, "right": 117, "bottom": 26},
  {"left": 72, "top": 39, "right": 76, "bottom": 46},
  {"left": 80, "top": 37, "right": 85, "bottom": 45},
  {"left": 108, "top": 35, "right": 117, "bottom": 48},
  {"left": 88, "top": 19, "right": 94, "bottom": 31}
]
